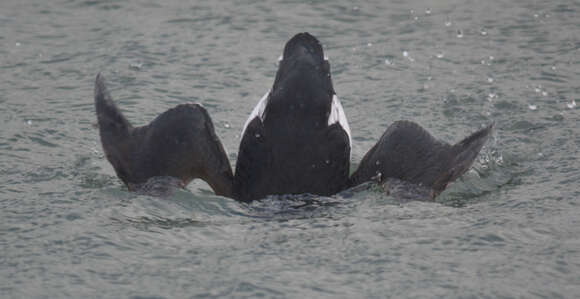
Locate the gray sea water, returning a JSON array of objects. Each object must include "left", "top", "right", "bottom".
[{"left": 1, "top": 0, "right": 580, "bottom": 298}]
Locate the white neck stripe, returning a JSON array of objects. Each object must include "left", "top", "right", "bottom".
[
  {"left": 328, "top": 94, "right": 352, "bottom": 148},
  {"left": 241, "top": 91, "right": 269, "bottom": 137}
]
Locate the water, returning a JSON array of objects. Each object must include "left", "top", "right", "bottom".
[{"left": 1, "top": 0, "right": 579, "bottom": 297}]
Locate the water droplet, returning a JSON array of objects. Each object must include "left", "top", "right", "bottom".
[
  {"left": 425, "top": 8, "right": 431, "bottom": 15},
  {"left": 26, "top": 120, "right": 32, "bottom": 125},
  {"left": 385, "top": 58, "right": 393, "bottom": 65},
  {"left": 436, "top": 52, "right": 444, "bottom": 59},
  {"left": 325, "top": 159, "right": 330, "bottom": 165},
  {"left": 489, "top": 56, "right": 494, "bottom": 61},
  {"left": 538, "top": 152, "right": 544, "bottom": 157},
  {"left": 551, "top": 65, "right": 557, "bottom": 71},
  {"left": 487, "top": 77, "right": 494, "bottom": 83},
  {"left": 456, "top": 29, "right": 463, "bottom": 38},
  {"left": 129, "top": 62, "right": 143, "bottom": 70},
  {"left": 224, "top": 122, "right": 231, "bottom": 128},
  {"left": 496, "top": 155, "right": 504, "bottom": 165},
  {"left": 445, "top": 19, "right": 452, "bottom": 27},
  {"left": 15, "top": 42, "right": 21, "bottom": 47},
  {"left": 528, "top": 104, "right": 537, "bottom": 110},
  {"left": 567, "top": 99, "right": 576, "bottom": 109},
  {"left": 403, "top": 51, "right": 409, "bottom": 57},
  {"left": 533, "top": 13, "right": 539, "bottom": 18},
  {"left": 480, "top": 28, "right": 488, "bottom": 36},
  {"left": 542, "top": 91, "right": 548, "bottom": 96},
  {"left": 488, "top": 93, "right": 496, "bottom": 101},
  {"left": 372, "top": 171, "right": 382, "bottom": 182},
  {"left": 367, "top": 42, "right": 373, "bottom": 47},
  {"left": 534, "top": 87, "right": 541, "bottom": 93},
  {"left": 375, "top": 160, "right": 381, "bottom": 166},
  {"left": 255, "top": 133, "right": 261, "bottom": 138}
]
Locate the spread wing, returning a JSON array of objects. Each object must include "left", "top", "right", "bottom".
[{"left": 350, "top": 121, "right": 493, "bottom": 198}]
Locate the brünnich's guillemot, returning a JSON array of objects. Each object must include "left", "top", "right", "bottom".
[{"left": 94, "top": 32, "right": 493, "bottom": 202}]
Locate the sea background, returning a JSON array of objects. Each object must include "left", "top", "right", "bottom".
[{"left": 1, "top": 0, "right": 579, "bottom": 297}]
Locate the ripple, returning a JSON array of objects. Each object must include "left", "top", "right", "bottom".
[{"left": 1, "top": 0, "right": 580, "bottom": 297}]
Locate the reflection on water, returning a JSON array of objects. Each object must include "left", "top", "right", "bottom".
[{"left": 1, "top": 0, "right": 580, "bottom": 297}]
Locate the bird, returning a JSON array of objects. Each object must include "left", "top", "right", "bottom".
[{"left": 94, "top": 32, "right": 493, "bottom": 202}]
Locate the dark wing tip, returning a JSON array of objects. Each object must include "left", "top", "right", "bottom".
[
  {"left": 456, "top": 122, "right": 494, "bottom": 148},
  {"left": 93, "top": 71, "right": 132, "bottom": 132},
  {"left": 95, "top": 72, "right": 104, "bottom": 89},
  {"left": 431, "top": 122, "right": 495, "bottom": 193},
  {"left": 94, "top": 72, "right": 110, "bottom": 105}
]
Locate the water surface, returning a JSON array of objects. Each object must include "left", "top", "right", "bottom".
[{"left": 1, "top": 0, "right": 580, "bottom": 298}]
